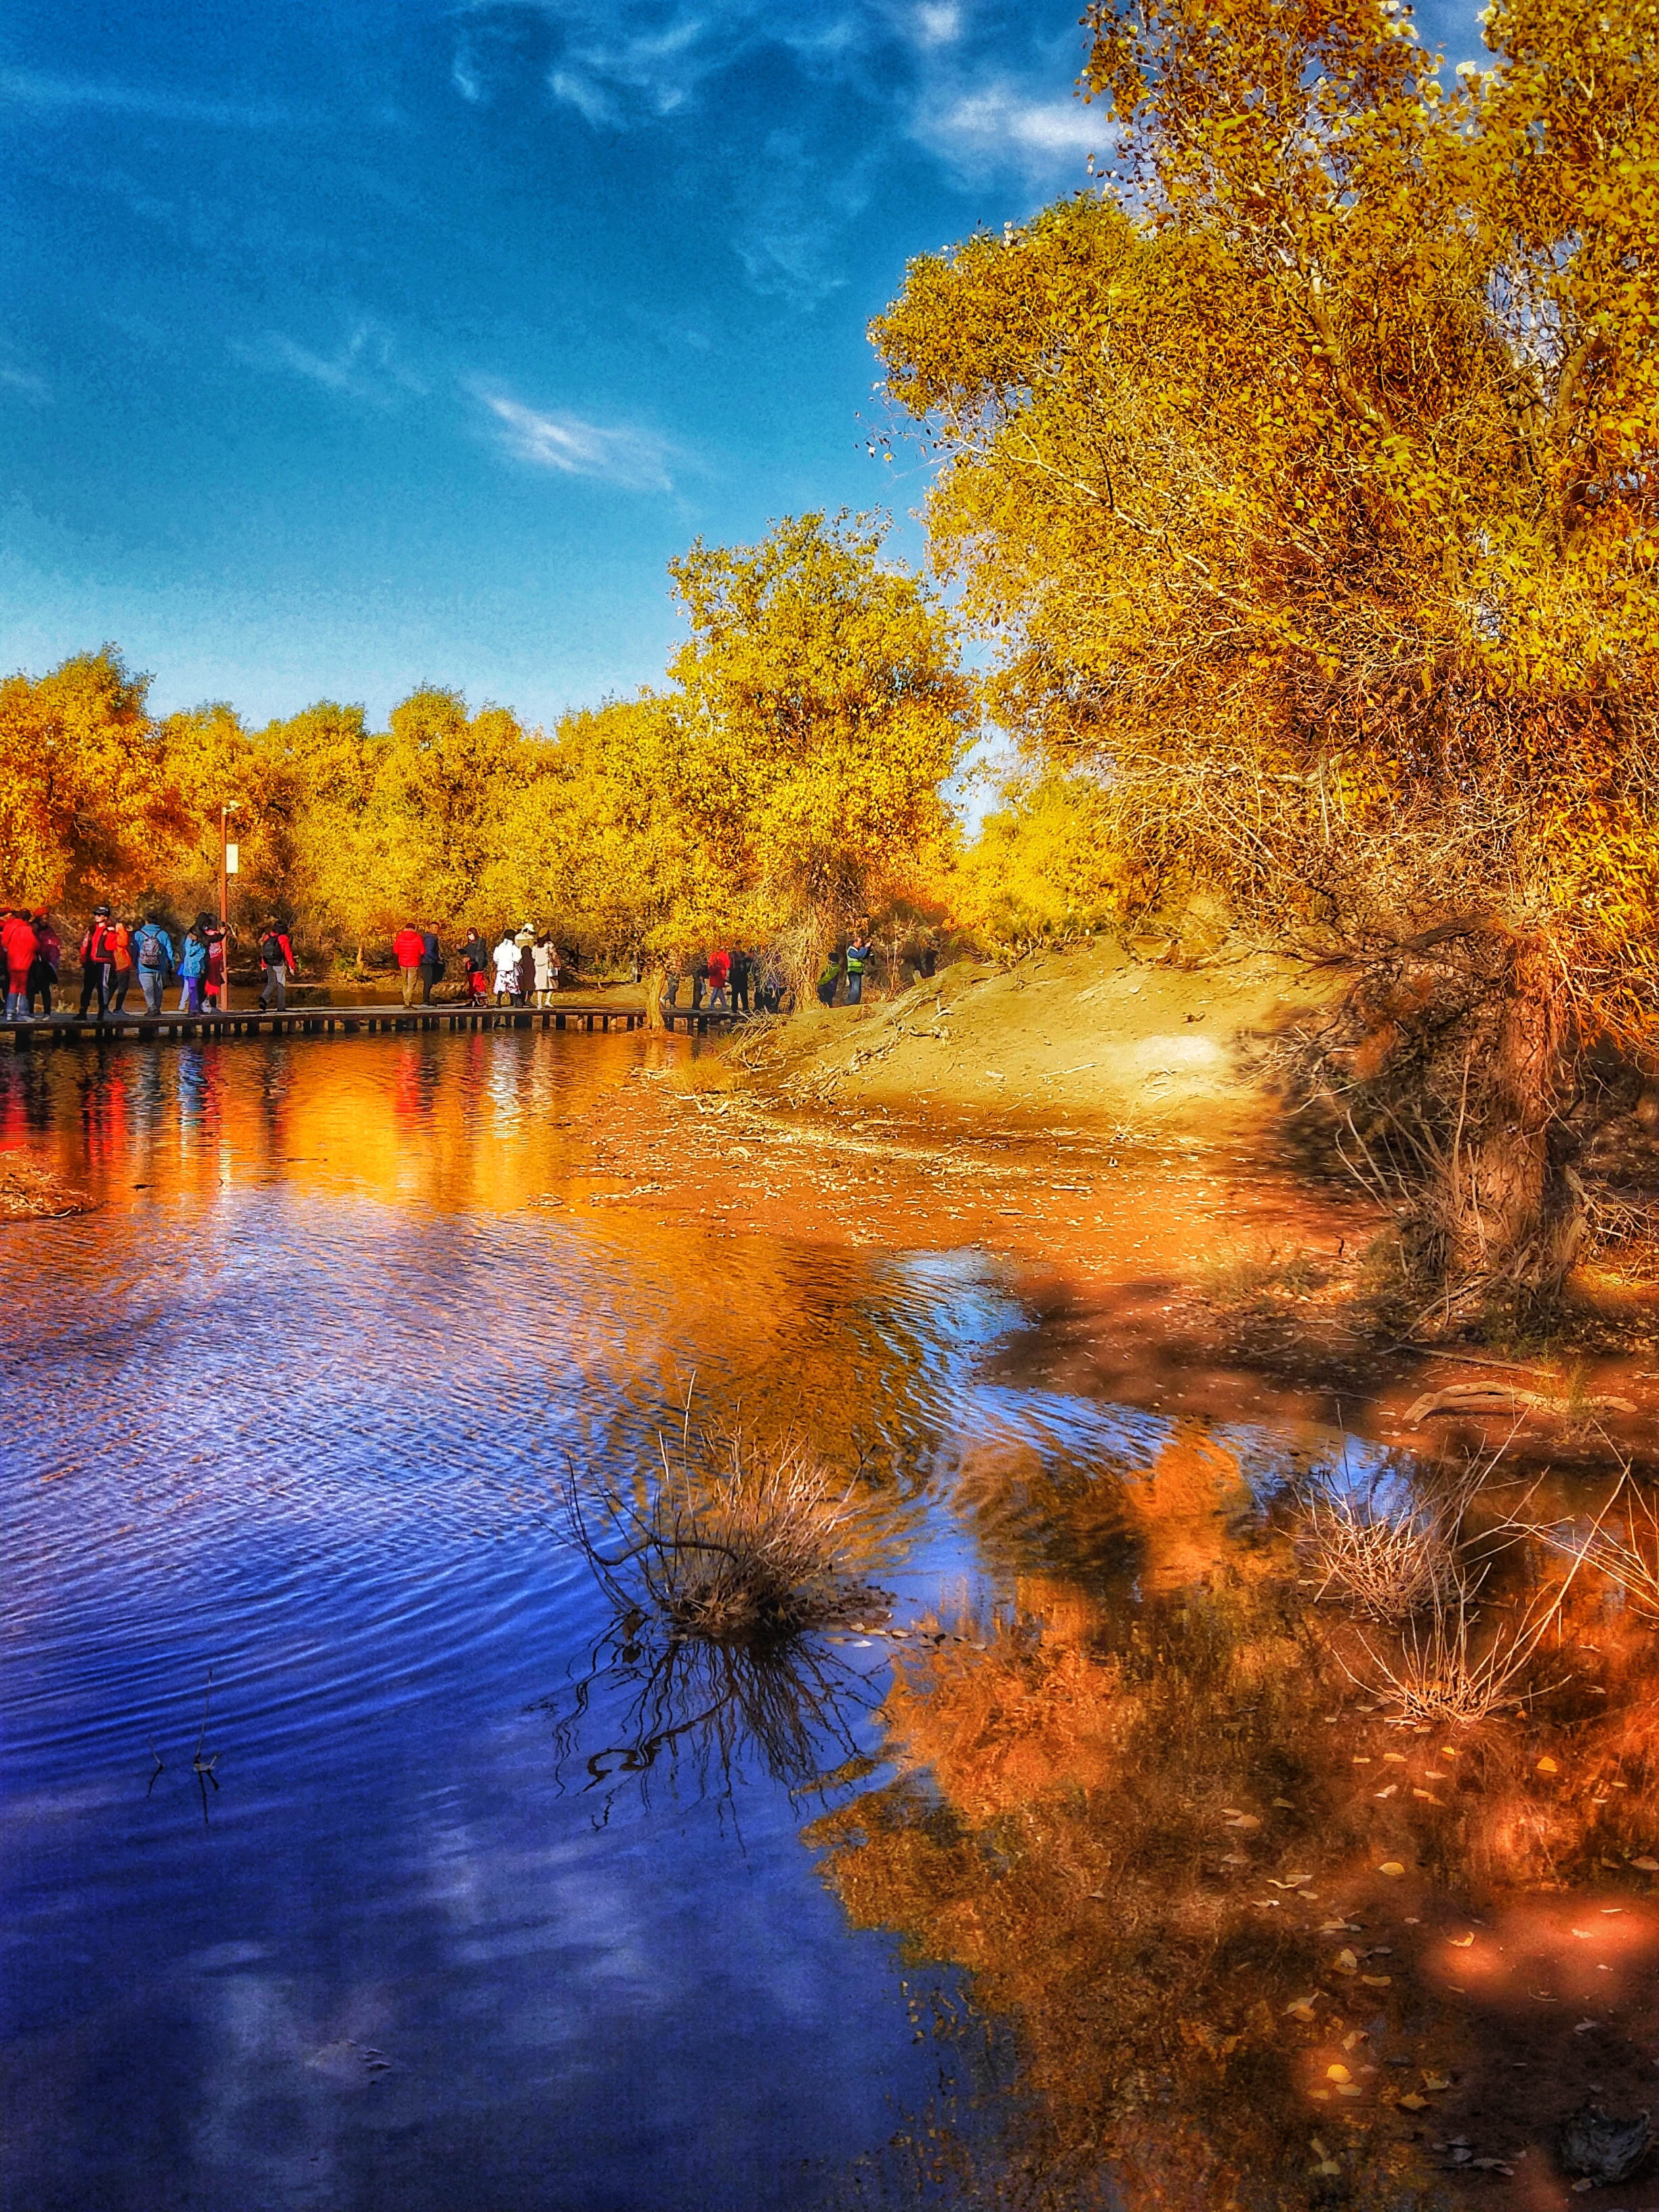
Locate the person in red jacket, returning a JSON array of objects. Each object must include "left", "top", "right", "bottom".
[
  {"left": 393, "top": 922, "right": 426, "bottom": 1008},
  {"left": 3, "top": 910, "right": 39, "bottom": 1022}
]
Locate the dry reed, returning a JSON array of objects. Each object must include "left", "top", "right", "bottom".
[{"left": 565, "top": 1419, "right": 876, "bottom": 1642}]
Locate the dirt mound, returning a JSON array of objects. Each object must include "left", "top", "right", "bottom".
[{"left": 748, "top": 939, "right": 1340, "bottom": 1139}]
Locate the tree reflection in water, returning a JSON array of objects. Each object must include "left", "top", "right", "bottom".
[
  {"left": 545, "top": 1613, "right": 889, "bottom": 1820},
  {"left": 811, "top": 1424, "right": 1659, "bottom": 2211}
]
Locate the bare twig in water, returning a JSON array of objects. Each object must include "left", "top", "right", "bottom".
[{"left": 1536, "top": 1463, "right": 1659, "bottom": 1618}]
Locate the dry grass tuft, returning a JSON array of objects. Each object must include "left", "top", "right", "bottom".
[
  {"left": 1295, "top": 1471, "right": 1463, "bottom": 1621},
  {"left": 0, "top": 1155, "right": 90, "bottom": 1221},
  {"left": 566, "top": 1420, "right": 878, "bottom": 1642}
]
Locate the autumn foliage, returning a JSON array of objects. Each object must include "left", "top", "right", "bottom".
[{"left": 872, "top": 0, "right": 1659, "bottom": 1309}]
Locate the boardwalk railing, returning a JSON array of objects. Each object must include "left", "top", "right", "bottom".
[{"left": 0, "top": 1002, "right": 746, "bottom": 1050}]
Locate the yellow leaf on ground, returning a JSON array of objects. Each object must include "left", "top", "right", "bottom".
[
  {"left": 1632, "top": 1856, "right": 1659, "bottom": 1871},
  {"left": 1334, "top": 1948, "right": 1359, "bottom": 1973},
  {"left": 1398, "top": 2093, "right": 1428, "bottom": 2110},
  {"left": 1326, "top": 2064, "right": 1351, "bottom": 2083},
  {"left": 1422, "top": 2074, "right": 1450, "bottom": 2091},
  {"left": 1378, "top": 1862, "right": 1406, "bottom": 1877},
  {"left": 1448, "top": 1934, "right": 1475, "bottom": 1948},
  {"left": 1361, "top": 1973, "right": 1392, "bottom": 1987},
  {"left": 1536, "top": 1757, "right": 1559, "bottom": 1774}
]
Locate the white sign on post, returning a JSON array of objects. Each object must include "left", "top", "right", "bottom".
[{"left": 226, "top": 844, "right": 240, "bottom": 875}]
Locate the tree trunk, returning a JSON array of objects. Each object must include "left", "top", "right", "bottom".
[
  {"left": 644, "top": 961, "right": 667, "bottom": 1031},
  {"left": 1437, "top": 939, "right": 1584, "bottom": 1312}
]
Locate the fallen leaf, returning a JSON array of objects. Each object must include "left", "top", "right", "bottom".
[
  {"left": 1361, "top": 1974, "right": 1392, "bottom": 1987},
  {"left": 1632, "top": 1856, "right": 1659, "bottom": 1871},
  {"left": 1571, "top": 2180, "right": 1594, "bottom": 2194},
  {"left": 1311, "top": 2159, "right": 1340, "bottom": 2177},
  {"left": 1422, "top": 2075, "right": 1450, "bottom": 2091},
  {"left": 1398, "top": 2092, "right": 1428, "bottom": 2110},
  {"left": 1334, "top": 1948, "right": 1359, "bottom": 1974},
  {"left": 1376, "top": 1785, "right": 1399, "bottom": 1799},
  {"left": 1326, "top": 2063, "right": 1353, "bottom": 2083},
  {"left": 1413, "top": 1790, "right": 1443, "bottom": 1803},
  {"left": 1383, "top": 1753, "right": 1408, "bottom": 1764},
  {"left": 1571, "top": 1927, "right": 1594, "bottom": 1938},
  {"left": 1273, "top": 1798, "right": 1296, "bottom": 1809},
  {"left": 1536, "top": 1756, "right": 1559, "bottom": 1775},
  {"left": 1572, "top": 2020, "right": 1600, "bottom": 2034},
  {"left": 1284, "top": 1997, "right": 1318, "bottom": 2021},
  {"left": 1448, "top": 1934, "right": 1475, "bottom": 1948},
  {"left": 1336, "top": 2083, "right": 1364, "bottom": 2099},
  {"left": 1378, "top": 1861, "right": 1406, "bottom": 1877}
]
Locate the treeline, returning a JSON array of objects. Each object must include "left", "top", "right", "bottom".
[{"left": 0, "top": 514, "right": 983, "bottom": 998}]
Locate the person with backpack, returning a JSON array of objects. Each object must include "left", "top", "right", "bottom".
[
  {"left": 26, "top": 913, "right": 60, "bottom": 1017},
  {"left": 175, "top": 922, "right": 209, "bottom": 1015},
  {"left": 131, "top": 915, "right": 176, "bottom": 1015},
  {"left": 258, "top": 920, "right": 300, "bottom": 1011},
  {"left": 816, "top": 947, "right": 842, "bottom": 1008},
  {"left": 844, "top": 933, "right": 873, "bottom": 1008},
  {"left": 104, "top": 914, "right": 135, "bottom": 1012},
  {"left": 728, "top": 947, "right": 751, "bottom": 1016},
  {"left": 78, "top": 905, "right": 119, "bottom": 1019},
  {"left": 419, "top": 928, "right": 443, "bottom": 1005},
  {"left": 3, "top": 910, "right": 39, "bottom": 1022},
  {"left": 393, "top": 922, "right": 426, "bottom": 1008}
]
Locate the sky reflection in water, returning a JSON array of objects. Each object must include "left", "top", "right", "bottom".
[
  {"left": 0, "top": 1031, "right": 1083, "bottom": 2212},
  {"left": 7, "top": 1032, "right": 1643, "bottom": 2211}
]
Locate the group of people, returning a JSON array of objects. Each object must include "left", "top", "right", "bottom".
[
  {"left": 664, "top": 947, "right": 785, "bottom": 1015},
  {"left": 0, "top": 906, "right": 301, "bottom": 1021},
  {"left": 392, "top": 925, "right": 568, "bottom": 1008}
]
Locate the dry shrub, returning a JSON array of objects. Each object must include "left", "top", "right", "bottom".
[
  {"left": 566, "top": 1422, "right": 878, "bottom": 1641},
  {"left": 1295, "top": 1467, "right": 1465, "bottom": 1621},
  {"left": 1538, "top": 1468, "right": 1659, "bottom": 1619},
  {"left": 0, "top": 1155, "right": 89, "bottom": 1221}
]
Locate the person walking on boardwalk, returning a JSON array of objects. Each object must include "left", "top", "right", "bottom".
[
  {"left": 176, "top": 922, "right": 209, "bottom": 1014},
  {"left": 419, "top": 928, "right": 443, "bottom": 1006},
  {"left": 460, "top": 929, "right": 488, "bottom": 998},
  {"left": 690, "top": 951, "right": 709, "bottom": 1010},
  {"left": 531, "top": 933, "right": 556, "bottom": 1007},
  {"left": 492, "top": 930, "right": 519, "bottom": 1005},
  {"left": 394, "top": 922, "right": 426, "bottom": 1008},
  {"left": 3, "top": 909, "right": 38, "bottom": 1022},
  {"left": 514, "top": 927, "right": 535, "bottom": 1006},
  {"left": 728, "top": 947, "right": 751, "bottom": 1016},
  {"left": 78, "top": 904, "right": 118, "bottom": 1019},
  {"left": 706, "top": 947, "right": 730, "bottom": 1011},
  {"left": 26, "top": 913, "right": 59, "bottom": 1017},
  {"left": 202, "top": 918, "right": 230, "bottom": 1011},
  {"left": 258, "top": 920, "right": 300, "bottom": 1011},
  {"left": 105, "top": 913, "right": 135, "bottom": 1013},
  {"left": 131, "top": 915, "right": 176, "bottom": 1016}
]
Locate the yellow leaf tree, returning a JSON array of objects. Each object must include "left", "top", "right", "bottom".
[{"left": 873, "top": 0, "right": 1659, "bottom": 1315}]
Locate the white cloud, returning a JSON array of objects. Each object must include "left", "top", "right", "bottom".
[
  {"left": 232, "top": 325, "right": 428, "bottom": 405},
  {"left": 916, "top": 79, "right": 1109, "bottom": 172},
  {"left": 0, "top": 66, "right": 289, "bottom": 129},
  {"left": 0, "top": 363, "right": 51, "bottom": 405},
  {"left": 914, "top": 3, "right": 962, "bottom": 46},
  {"left": 472, "top": 388, "right": 677, "bottom": 491}
]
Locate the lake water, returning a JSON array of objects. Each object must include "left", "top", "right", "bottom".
[{"left": 4, "top": 1031, "right": 1656, "bottom": 2211}]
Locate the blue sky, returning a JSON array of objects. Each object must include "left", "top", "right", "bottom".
[{"left": 1, "top": 0, "right": 1483, "bottom": 732}]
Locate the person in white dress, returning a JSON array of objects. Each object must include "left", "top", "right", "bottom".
[{"left": 493, "top": 933, "right": 520, "bottom": 1004}]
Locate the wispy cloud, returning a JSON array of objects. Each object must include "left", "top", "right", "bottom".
[
  {"left": 232, "top": 325, "right": 428, "bottom": 405},
  {"left": 472, "top": 387, "right": 678, "bottom": 491},
  {"left": 914, "top": 79, "right": 1110, "bottom": 173},
  {"left": 0, "top": 363, "right": 52, "bottom": 405},
  {"left": 0, "top": 66, "right": 290, "bottom": 129}
]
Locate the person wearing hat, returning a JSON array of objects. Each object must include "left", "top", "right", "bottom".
[{"left": 78, "top": 905, "right": 119, "bottom": 1019}]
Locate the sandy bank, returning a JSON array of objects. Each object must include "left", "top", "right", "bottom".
[{"left": 748, "top": 938, "right": 1339, "bottom": 1139}]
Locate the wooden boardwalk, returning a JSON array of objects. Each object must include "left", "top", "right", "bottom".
[{"left": 0, "top": 1001, "right": 744, "bottom": 1050}]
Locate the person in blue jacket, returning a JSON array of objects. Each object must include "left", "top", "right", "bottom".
[
  {"left": 175, "top": 922, "right": 210, "bottom": 1014},
  {"left": 131, "top": 916, "right": 176, "bottom": 1016}
]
